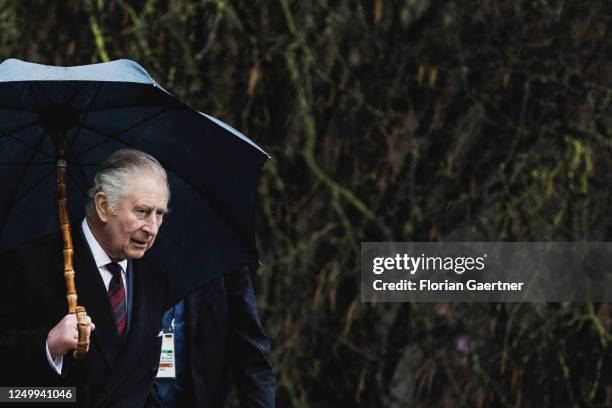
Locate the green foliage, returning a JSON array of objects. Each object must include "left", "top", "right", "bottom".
[{"left": 1, "top": 0, "right": 611, "bottom": 406}]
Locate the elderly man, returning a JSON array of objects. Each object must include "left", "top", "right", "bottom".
[{"left": 0, "top": 149, "right": 171, "bottom": 407}]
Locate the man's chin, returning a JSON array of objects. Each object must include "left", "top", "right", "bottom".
[{"left": 126, "top": 248, "right": 147, "bottom": 259}]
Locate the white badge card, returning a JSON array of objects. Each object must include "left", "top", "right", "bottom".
[{"left": 156, "top": 333, "right": 176, "bottom": 378}]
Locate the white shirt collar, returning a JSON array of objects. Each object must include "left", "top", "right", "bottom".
[{"left": 81, "top": 218, "right": 128, "bottom": 272}]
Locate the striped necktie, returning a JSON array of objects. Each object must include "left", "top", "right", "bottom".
[{"left": 106, "top": 262, "right": 127, "bottom": 337}]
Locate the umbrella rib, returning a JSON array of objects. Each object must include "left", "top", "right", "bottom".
[
  {"left": 183, "top": 175, "right": 259, "bottom": 260},
  {"left": 70, "top": 158, "right": 94, "bottom": 194},
  {"left": 0, "top": 106, "right": 37, "bottom": 114},
  {"left": 0, "top": 120, "right": 55, "bottom": 162},
  {"left": 0, "top": 161, "right": 55, "bottom": 166},
  {"left": 26, "top": 83, "right": 43, "bottom": 112},
  {"left": 34, "top": 82, "right": 52, "bottom": 106},
  {"left": 0, "top": 161, "right": 101, "bottom": 167},
  {"left": 65, "top": 169, "right": 88, "bottom": 198},
  {"left": 0, "top": 120, "right": 39, "bottom": 140},
  {"left": 64, "top": 133, "right": 94, "bottom": 195},
  {"left": 11, "top": 167, "right": 57, "bottom": 210},
  {"left": 74, "top": 125, "right": 137, "bottom": 154},
  {"left": 65, "top": 82, "right": 88, "bottom": 105},
  {"left": 71, "top": 105, "right": 171, "bottom": 159},
  {"left": 1, "top": 130, "right": 49, "bottom": 225},
  {"left": 7, "top": 134, "right": 55, "bottom": 160},
  {"left": 67, "top": 82, "right": 103, "bottom": 152},
  {"left": 78, "top": 102, "right": 176, "bottom": 114}
]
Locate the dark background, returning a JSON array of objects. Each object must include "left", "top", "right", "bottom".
[{"left": 1, "top": 0, "right": 611, "bottom": 406}]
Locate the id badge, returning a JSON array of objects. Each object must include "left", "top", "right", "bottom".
[{"left": 156, "top": 332, "right": 176, "bottom": 378}]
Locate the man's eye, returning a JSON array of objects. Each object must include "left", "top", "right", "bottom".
[{"left": 135, "top": 209, "right": 149, "bottom": 215}]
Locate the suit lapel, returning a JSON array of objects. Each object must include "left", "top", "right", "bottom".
[{"left": 72, "top": 223, "right": 122, "bottom": 367}]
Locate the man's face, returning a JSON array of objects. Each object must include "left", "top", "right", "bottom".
[{"left": 98, "top": 173, "right": 169, "bottom": 261}]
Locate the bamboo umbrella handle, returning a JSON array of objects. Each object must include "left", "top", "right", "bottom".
[
  {"left": 56, "top": 160, "right": 91, "bottom": 359},
  {"left": 74, "top": 306, "right": 91, "bottom": 359}
]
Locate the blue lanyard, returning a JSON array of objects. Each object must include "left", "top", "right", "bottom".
[{"left": 161, "top": 306, "right": 175, "bottom": 333}]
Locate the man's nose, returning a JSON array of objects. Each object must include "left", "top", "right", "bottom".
[{"left": 141, "top": 215, "right": 160, "bottom": 236}]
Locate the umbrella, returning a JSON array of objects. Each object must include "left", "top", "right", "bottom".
[{"left": 0, "top": 58, "right": 269, "bottom": 357}]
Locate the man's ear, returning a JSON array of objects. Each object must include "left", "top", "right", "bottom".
[{"left": 95, "top": 192, "right": 110, "bottom": 223}]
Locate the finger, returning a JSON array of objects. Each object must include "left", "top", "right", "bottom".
[{"left": 66, "top": 316, "right": 78, "bottom": 328}]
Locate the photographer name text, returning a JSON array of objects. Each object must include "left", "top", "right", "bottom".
[{"left": 373, "top": 279, "right": 524, "bottom": 292}]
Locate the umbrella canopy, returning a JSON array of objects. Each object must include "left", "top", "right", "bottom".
[{"left": 0, "top": 58, "right": 269, "bottom": 303}]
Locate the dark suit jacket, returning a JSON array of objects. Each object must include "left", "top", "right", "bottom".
[
  {"left": 157, "top": 267, "right": 275, "bottom": 407},
  {"left": 0, "top": 225, "right": 169, "bottom": 407}
]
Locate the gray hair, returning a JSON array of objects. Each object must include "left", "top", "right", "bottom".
[{"left": 85, "top": 149, "right": 169, "bottom": 217}]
